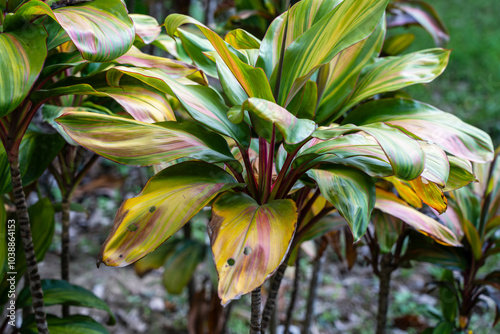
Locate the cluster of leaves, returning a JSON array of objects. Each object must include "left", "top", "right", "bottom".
[{"left": 0, "top": 0, "right": 499, "bottom": 332}]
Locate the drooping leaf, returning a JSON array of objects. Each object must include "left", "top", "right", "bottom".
[
  {"left": 0, "top": 26, "right": 47, "bottom": 117},
  {"left": 99, "top": 162, "right": 240, "bottom": 267},
  {"left": 294, "top": 133, "right": 394, "bottom": 177},
  {"left": 444, "top": 157, "right": 475, "bottom": 192},
  {"left": 56, "top": 112, "right": 236, "bottom": 166},
  {"left": 20, "top": 314, "right": 109, "bottom": 334},
  {"left": 313, "top": 122, "right": 425, "bottom": 180},
  {"left": 343, "top": 98, "right": 494, "bottom": 163},
  {"left": 462, "top": 219, "right": 482, "bottom": 260},
  {"left": 340, "top": 49, "right": 450, "bottom": 113},
  {"left": 209, "top": 192, "right": 297, "bottom": 305},
  {"left": 276, "top": 0, "right": 389, "bottom": 106},
  {"left": 107, "top": 66, "right": 251, "bottom": 147},
  {"left": 308, "top": 165, "right": 375, "bottom": 241},
  {"left": 239, "top": 97, "right": 316, "bottom": 144},
  {"left": 375, "top": 189, "right": 460, "bottom": 246},
  {"left": 390, "top": 0, "right": 449, "bottom": 46},
  {"left": 130, "top": 14, "right": 161, "bottom": 45},
  {"left": 17, "top": 279, "right": 115, "bottom": 325},
  {"left": 162, "top": 240, "right": 206, "bottom": 295}
]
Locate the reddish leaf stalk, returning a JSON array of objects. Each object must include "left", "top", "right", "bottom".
[
  {"left": 239, "top": 144, "right": 259, "bottom": 199},
  {"left": 259, "top": 136, "right": 268, "bottom": 199},
  {"left": 262, "top": 125, "right": 276, "bottom": 204}
]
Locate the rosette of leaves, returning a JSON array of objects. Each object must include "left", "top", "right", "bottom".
[
  {"left": 403, "top": 150, "right": 500, "bottom": 332},
  {"left": 54, "top": 0, "right": 493, "bottom": 331}
]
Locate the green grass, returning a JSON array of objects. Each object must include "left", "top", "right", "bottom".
[{"left": 400, "top": 0, "right": 500, "bottom": 144}]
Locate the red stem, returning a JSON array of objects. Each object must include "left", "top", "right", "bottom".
[
  {"left": 262, "top": 125, "right": 276, "bottom": 203},
  {"left": 239, "top": 143, "right": 259, "bottom": 200}
]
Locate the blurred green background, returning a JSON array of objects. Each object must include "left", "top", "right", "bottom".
[{"left": 405, "top": 0, "right": 500, "bottom": 145}]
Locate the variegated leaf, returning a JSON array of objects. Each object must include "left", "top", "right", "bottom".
[
  {"left": 308, "top": 165, "right": 375, "bottom": 241},
  {"left": 276, "top": 0, "right": 389, "bottom": 106},
  {"left": 343, "top": 98, "right": 494, "bottom": 163},
  {"left": 99, "top": 162, "right": 239, "bottom": 267},
  {"left": 382, "top": 33, "right": 415, "bottom": 56},
  {"left": 315, "top": 16, "right": 385, "bottom": 124},
  {"left": 391, "top": 0, "right": 449, "bottom": 46},
  {"left": 239, "top": 97, "right": 316, "bottom": 144},
  {"left": 165, "top": 14, "right": 275, "bottom": 102},
  {"left": 209, "top": 192, "right": 297, "bottom": 305},
  {"left": 444, "top": 157, "right": 475, "bottom": 192},
  {"left": 313, "top": 122, "right": 425, "bottom": 180},
  {"left": 375, "top": 189, "right": 461, "bottom": 246},
  {"left": 16, "top": 0, "right": 134, "bottom": 62},
  {"left": 130, "top": 14, "right": 161, "bottom": 45},
  {"left": 373, "top": 211, "right": 403, "bottom": 253},
  {"left": 114, "top": 46, "right": 205, "bottom": 84},
  {"left": 341, "top": 49, "right": 450, "bottom": 113},
  {"left": 225, "top": 29, "right": 261, "bottom": 49},
  {"left": 56, "top": 112, "right": 236, "bottom": 166},
  {"left": 294, "top": 133, "right": 393, "bottom": 177},
  {"left": 107, "top": 66, "right": 251, "bottom": 147},
  {"left": 0, "top": 26, "right": 47, "bottom": 117}
]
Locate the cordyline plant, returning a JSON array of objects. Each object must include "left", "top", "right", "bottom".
[
  {"left": 403, "top": 149, "right": 500, "bottom": 332},
  {"left": 53, "top": 0, "right": 493, "bottom": 332}
]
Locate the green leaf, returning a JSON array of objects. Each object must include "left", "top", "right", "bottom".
[
  {"left": 315, "top": 16, "right": 385, "bottom": 124},
  {"left": 165, "top": 14, "right": 275, "bottom": 102},
  {"left": 0, "top": 129, "right": 65, "bottom": 194},
  {"left": 240, "top": 97, "right": 316, "bottom": 144},
  {"left": 0, "top": 26, "right": 47, "bottom": 117},
  {"left": 373, "top": 211, "right": 402, "bottom": 253},
  {"left": 340, "top": 49, "right": 450, "bottom": 113},
  {"left": 313, "top": 122, "right": 425, "bottom": 180},
  {"left": 133, "top": 238, "right": 181, "bottom": 277},
  {"left": 20, "top": 314, "right": 110, "bottom": 334},
  {"left": 107, "top": 66, "right": 251, "bottom": 148},
  {"left": 444, "top": 157, "right": 475, "bottom": 192},
  {"left": 375, "top": 189, "right": 460, "bottom": 246},
  {"left": 294, "top": 133, "right": 393, "bottom": 177},
  {"left": 308, "top": 165, "right": 375, "bottom": 241},
  {"left": 343, "top": 98, "right": 494, "bottom": 163},
  {"left": 162, "top": 240, "right": 206, "bottom": 294},
  {"left": 404, "top": 231, "right": 466, "bottom": 271},
  {"left": 56, "top": 112, "right": 236, "bottom": 166},
  {"left": 17, "top": 279, "right": 115, "bottom": 325},
  {"left": 99, "top": 162, "right": 240, "bottom": 267},
  {"left": 209, "top": 192, "right": 297, "bottom": 305},
  {"left": 382, "top": 33, "right": 415, "bottom": 56},
  {"left": 462, "top": 219, "right": 482, "bottom": 260},
  {"left": 130, "top": 14, "right": 161, "bottom": 45},
  {"left": 276, "top": 0, "right": 389, "bottom": 106}
]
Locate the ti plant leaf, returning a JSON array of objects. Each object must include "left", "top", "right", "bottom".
[
  {"left": 17, "top": 279, "right": 116, "bottom": 325},
  {"left": 0, "top": 25, "right": 47, "bottom": 117},
  {"left": 308, "top": 165, "right": 375, "bottom": 241},
  {"left": 239, "top": 97, "right": 316, "bottom": 144},
  {"left": 20, "top": 315, "right": 110, "bottom": 334},
  {"left": 343, "top": 98, "right": 494, "bottom": 163},
  {"left": 208, "top": 192, "right": 297, "bottom": 305},
  {"left": 130, "top": 14, "right": 161, "bottom": 45},
  {"left": 375, "top": 189, "right": 460, "bottom": 246},
  {"left": 56, "top": 112, "right": 237, "bottom": 166},
  {"left": 99, "top": 162, "right": 241, "bottom": 267}
]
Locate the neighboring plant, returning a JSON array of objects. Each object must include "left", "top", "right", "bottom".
[
  {"left": 53, "top": 0, "right": 493, "bottom": 332},
  {"left": 0, "top": 0, "right": 202, "bottom": 332},
  {"left": 405, "top": 151, "right": 500, "bottom": 332}
]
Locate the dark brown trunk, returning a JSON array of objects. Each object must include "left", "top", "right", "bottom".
[
  {"left": 250, "top": 287, "right": 262, "bottom": 334},
  {"left": 376, "top": 254, "right": 394, "bottom": 334},
  {"left": 284, "top": 250, "right": 301, "bottom": 334},
  {"left": 260, "top": 261, "right": 288, "bottom": 332},
  {"left": 9, "top": 156, "right": 48, "bottom": 333},
  {"left": 61, "top": 196, "right": 71, "bottom": 317}
]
